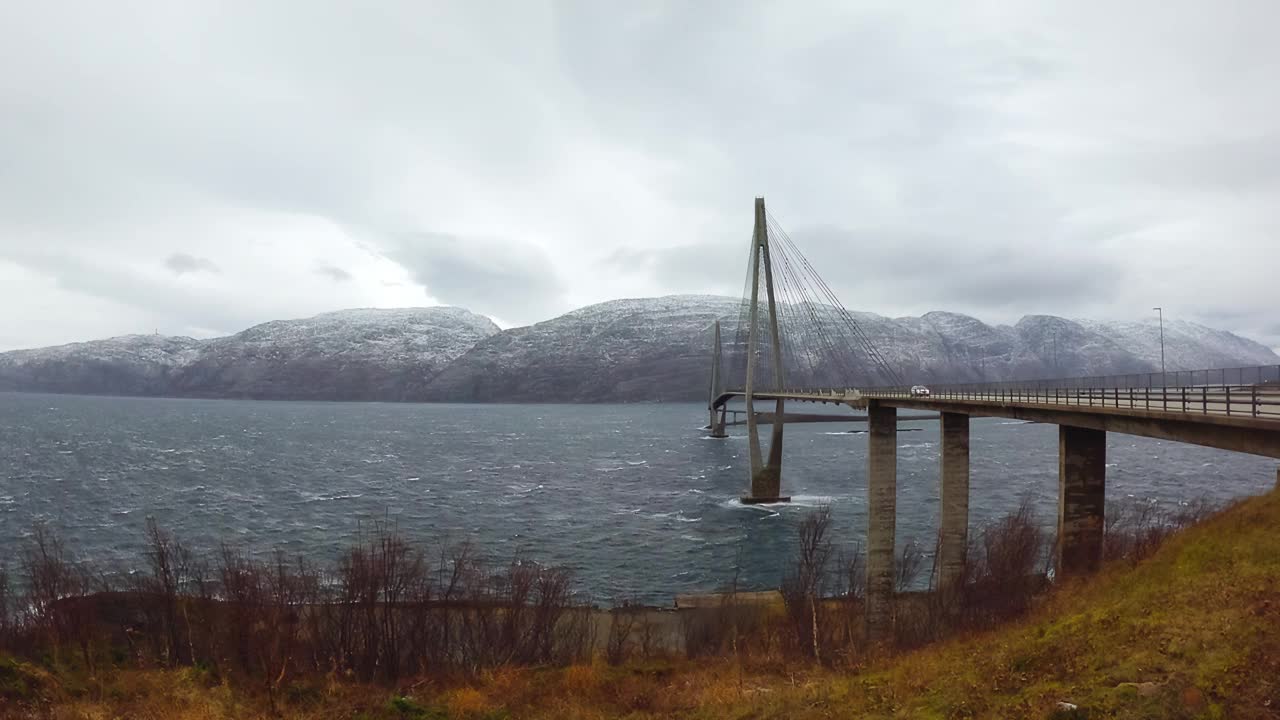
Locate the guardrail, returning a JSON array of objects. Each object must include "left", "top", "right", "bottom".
[
  {"left": 862, "top": 364, "right": 1280, "bottom": 420},
  {"left": 902, "top": 364, "right": 1280, "bottom": 392}
]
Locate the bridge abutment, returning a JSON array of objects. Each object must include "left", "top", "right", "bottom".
[
  {"left": 866, "top": 401, "right": 897, "bottom": 642},
  {"left": 1057, "top": 425, "right": 1107, "bottom": 576},
  {"left": 939, "top": 412, "right": 970, "bottom": 591}
]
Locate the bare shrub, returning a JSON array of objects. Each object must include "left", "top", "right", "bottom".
[
  {"left": 0, "top": 520, "right": 590, "bottom": 682},
  {"left": 680, "top": 600, "right": 772, "bottom": 660},
  {"left": 632, "top": 606, "right": 659, "bottom": 659},
  {"left": 139, "top": 517, "right": 197, "bottom": 667},
  {"left": 895, "top": 533, "right": 946, "bottom": 649},
  {"left": 840, "top": 544, "right": 865, "bottom": 602},
  {"left": 552, "top": 603, "right": 596, "bottom": 666},
  {"left": 20, "top": 524, "right": 100, "bottom": 672},
  {"left": 895, "top": 539, "right": 925, "bottom": 593},
  {"left": 830, "top": 543, "right": 866, "bottom": 658},
  {"left": 0, "top": 564, "right": 12, "bottom": 648},
  {"left": 1106, "top": 497, "right": 1217, "bottom": 564},
  {"left": 961, "top": 499, "right": 1049, "bottom": 628},
  {"left": 311, "top": 521, "right": 432, "bottom": 681},
  {"left": 678, "top": 554, "right": 779, "bottom": 662},
  {"left": 216, "top": 544, "right": 266, "bottom": 676},
  {"left": 781, "top": 506, "right": 833, "bottom": 661}
]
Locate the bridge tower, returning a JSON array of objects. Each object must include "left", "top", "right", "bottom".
[
  {"left": 707, "top": 320, "right": 728, "bottom": 438},
  {"left": 742, "top": 197, "right": 789, "bottom": 503}
]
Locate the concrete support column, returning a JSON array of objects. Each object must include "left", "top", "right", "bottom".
[
  {"left": 866, "top": 401, "right": 897, "bottom": 642},
  {"left": 1057, "top": 425, "right": 1107, "bottom": 576},
  {"left": 711, "top": 407, "right": 728, "bottom": 439},
  {"left": 939, "top": 412, "right": 970, "bottom": 591}
]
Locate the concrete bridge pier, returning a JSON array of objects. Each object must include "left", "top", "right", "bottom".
[
  {"left": 938, "top": 413, "right": 970, "bottom": 592},
  {"left": 1057, "top": 425, "right": 1107, "bottom": 576},
  {"left": 707, "top": 320, "right": 728, "bottom": 439},
  {"left": 709, "top": 406, "right": 728, "bottom": 439},
  {"left": 744, "top": 398, "right": 787, "bottom": 502},
  {"left": 866, "top": 401, "right": 897, "bottom": 642}
]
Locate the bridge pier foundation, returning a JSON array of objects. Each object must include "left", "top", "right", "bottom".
[
  {"left": 709, "top": 406, "right": 727, "bottom": 439},
  {"left": 866, "top": 402, "right": 897, "bottom": 642},
  {"left": 939, "top": 412, "right": 970, "bottom": 592},
  {"left": 1057, "top": 425, "right": 1107, "bottom": 576}
]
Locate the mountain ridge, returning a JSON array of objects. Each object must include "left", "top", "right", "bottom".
[{"left": 1, "top": 296, "right": 1275, "bottom": 402}]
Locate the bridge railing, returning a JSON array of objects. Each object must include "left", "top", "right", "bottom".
[{"left": 863, "top": 364, "right": 1280, "bottom": 419}]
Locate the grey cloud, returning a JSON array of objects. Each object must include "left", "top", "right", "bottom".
[
  {"left": 15, "top": 251, "right": 255, "bottom": 336},
  {"left": 1084, "top": 135, "right": 1280, "bottom": 193},
  {"left": 1, "top": 2, "right": 1278, "bottom": 352},
  {"left": 603, "top": 242, "right": 752, "bottom": 297},
  {"left": 798, "top": 225, "right": 1127, "bottom": 315},
  {"left": 1195, "top": 308, "right": 1280, "bottom": 351},
  {"left": 164, "top": 253, "right": 220, "bottom": 275},
  {"left": 316, "top": 264, "right": 353, "bottom": 282},
  {"left": 618, "top": 222, "right": 1127, "bottom": 321},
  {"left": 388, "top": 233, "right": 565, "bottom": 325}
]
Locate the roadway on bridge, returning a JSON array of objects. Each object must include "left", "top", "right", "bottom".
[
  {"left": 862, "top": 386, "right": 1280, "bottom": 421},
  {"left": 714, "top": 384, "right": 1280, "bottom": 459}
]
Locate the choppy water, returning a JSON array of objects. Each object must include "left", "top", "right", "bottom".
[{"left": 1, "top": 392, "right": 1275, "bottom": 602}]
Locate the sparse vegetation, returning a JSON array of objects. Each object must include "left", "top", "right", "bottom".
[{"left": 2, "top": 489, "right": 1274, "bottom": 719}]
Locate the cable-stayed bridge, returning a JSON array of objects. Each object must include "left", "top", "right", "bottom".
[{"left": 707, "top": 197, "right": 1280, "bottom": 640}]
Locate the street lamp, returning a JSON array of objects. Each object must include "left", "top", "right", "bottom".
[{"left": 1153, "top": 307, "right": 1166, "bottom": 386}]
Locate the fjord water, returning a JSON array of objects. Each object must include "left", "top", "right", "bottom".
[{"left": 1, "top": 392, "right": 1275, "bottom": 603}]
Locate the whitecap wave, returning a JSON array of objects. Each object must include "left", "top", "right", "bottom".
[
  {"left": 789, "top": 494, "right": 837, "bottom": 506},
  {"left": 302, "top": 492, "right": 364, "bottom": 503}
]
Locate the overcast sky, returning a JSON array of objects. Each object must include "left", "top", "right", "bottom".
[{"left": 2, "top": 1, "right": 1278, "bottom": 352}]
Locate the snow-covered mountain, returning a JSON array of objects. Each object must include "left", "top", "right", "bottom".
[
  {"left": 421, "top": 296, "right": 1280, "bottom": 402},
  {"left": 0, "top": 335, "right": 204, "bottom": 396},
  {"left": 0, "top": 307, "right": 498, "bottom": 400},
  {"left": 1, "top": 296, "right": 1274, "bottom": 402},
  {"left": 421, "top": 295, "right": 741, "bottom": 402}
]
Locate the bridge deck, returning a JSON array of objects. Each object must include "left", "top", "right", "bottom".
[
  {"left": 862, "top": 386, "right": 1280, "bottom": 421},
  {"left": 715, "top": 385, "right": 1280, "bottom": 459},
  {"left": 713, "top": 389, "right": 867, "bottom": 408}
]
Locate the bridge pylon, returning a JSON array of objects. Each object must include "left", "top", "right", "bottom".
[
  {"left": 708, "top": 320, "right": 728, "bottom": 438},
  {"left": 742, "top": 197, "right": 789, "bottom": 504}
]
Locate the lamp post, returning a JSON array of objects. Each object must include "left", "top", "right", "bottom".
[{"left": 1153, "top": 307, "right": 1166, "bottom": 386}]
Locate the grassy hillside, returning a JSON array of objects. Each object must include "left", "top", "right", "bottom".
[{"left": 5, "top": 489, "right": 1280, "bottom": 719}]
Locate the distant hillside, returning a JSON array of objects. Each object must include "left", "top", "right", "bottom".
[
  {"left": 0, "top": 307, "right": 498, "bottom": 401},
  {"left": 1, "top": 296, "right": 1275, "bottom": 402}
]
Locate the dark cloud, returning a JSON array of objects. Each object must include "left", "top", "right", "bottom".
[
  {"left": 164, "top": 253, "right": 220, "bottom": 275},
  {"left": 388, "top": 233, "right": 565, "bottom": 325},
  {"left": 316, "top": 264, "right": 353, "bottom": 282},
  {"left": 792, "top": 225, "right": 1128, "bottom": 314},
  {"left": 616, "top": 222, "right": 1127, "bottom": 322}
]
